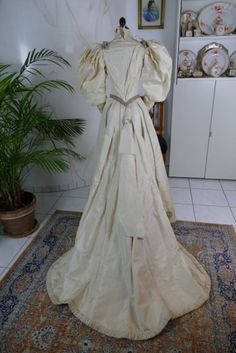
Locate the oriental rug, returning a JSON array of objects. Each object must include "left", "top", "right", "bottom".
[{"left": 0, "top": 210, "right": 236, "bottom": 353}]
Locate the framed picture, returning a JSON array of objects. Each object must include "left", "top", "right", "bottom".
[{"left": 138, "top": 0, "right": 165, "bottom": 29}]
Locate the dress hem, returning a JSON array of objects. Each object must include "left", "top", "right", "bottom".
[
  {"left": 70, "top": 292, "right": 210, "bottom": 340},
  {"left": 46, "top": 272, "right": 211, "bottom": 341}
]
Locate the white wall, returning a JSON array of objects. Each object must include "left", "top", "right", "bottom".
[
  {"left": 126, "top": 0, "right": 179, "bottom": 144},
  {"left": 0, "top": 0, "right": 177, "bottom": 191},
  {"left": 126, "top": 0, "right": 178, "bottom": 56}
]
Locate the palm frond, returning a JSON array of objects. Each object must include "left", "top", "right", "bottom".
[
  {"left": 0, "top": 64, "right": 11, "bottom": 76},
  {"left": 20, "top": 48, "right": 71, "bottom": 75},
  {"left": 16, "top": 80, "right": 75, "bottom": 108},
  {"left": 22, "top": 150, "right": 70, "bottom": 173},
  {"left": 33, "top": 79, "right": 75, "bottom": 93},
  {"left": 0, "top": 72, "right": 18, "bottom": 92},
  {"left": 54, "top": 119, "right": 86, "bottom": 136},
  {"left": 0, "top": 72, "right": 18, "bottom": 104},
  {"left": 0, "top": 48, "right": 86, "bottom": 210},
  {"left": 37, "top": 118, "right": 86, "bottom": 144}
]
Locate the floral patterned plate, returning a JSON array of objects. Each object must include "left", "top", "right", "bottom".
[
  {"left": 201, "top": 46, "right": 230, "bottom": 77},
  {"left": 230, "top": 50, "right": 236, "bottom": 68},
  {"left": 198, "top": 2, "right": 236, "bottom": 35},
  {"left": 178, "top": 50, "right": 197, "bottom": 71},
  {"left": 181, "top": 10, "right": 198, "bottom": 23}
]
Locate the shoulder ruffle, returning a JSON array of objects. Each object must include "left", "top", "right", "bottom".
[
  {"left": 79, "top": 44, "right": 103, "bottom": 67},
  {"left": 78, "top": 44, "right": 106, "bottom": 106},
  {"left": 141, "top": 40, "right": 172, "bottom": 105}
]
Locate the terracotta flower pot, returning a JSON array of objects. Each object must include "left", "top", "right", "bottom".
[{"left": 0, "top": 192, "right": 38, "bottom": 237}]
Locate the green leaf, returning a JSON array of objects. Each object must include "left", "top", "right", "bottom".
[
  {"left": 0, "top": 64, "right": 11, "bottom": 77},
  {"left": 0, "top": 48, "right": 85, "bottom": 210},
  {"left": 19, "top": 48, "right": 71, "bottom": 76}
]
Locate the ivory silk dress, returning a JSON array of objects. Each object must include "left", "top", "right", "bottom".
[{"left": 46, "top": 27, "right": 211, "bottom": 340}]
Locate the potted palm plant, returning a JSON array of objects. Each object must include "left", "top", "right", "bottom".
[{"left": 0, "top": 49, "right": 85, "bottom": 237}]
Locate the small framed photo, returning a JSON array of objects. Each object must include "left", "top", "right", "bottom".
[{"left": 138, "top": 0, "right": 165, "bottom": 29}]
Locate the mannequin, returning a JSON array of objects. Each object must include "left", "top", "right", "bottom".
[{"left": 119, "top": 17, "right": 127, "bottom": 28}]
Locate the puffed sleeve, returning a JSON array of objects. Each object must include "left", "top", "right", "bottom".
[
  {"left": 141, "top": 41, "right": 172, "bottom": 109},
  {"left": 79, "top": 44, "right": 106, "bottom": 108}
]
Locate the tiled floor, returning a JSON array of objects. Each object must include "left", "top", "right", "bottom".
[
  {"left": 170, "top": 178, "right": 236, "bottom": 226},
  {"left": 0, "top": 179, "right": 236, "bottom": 280}
]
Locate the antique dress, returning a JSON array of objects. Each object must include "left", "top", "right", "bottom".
[{"left": 46, "top": 27, "right": 211, "bottom": 340}]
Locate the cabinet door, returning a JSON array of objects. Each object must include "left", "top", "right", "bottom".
[
  {"left": 169, "top": 80, "right": 215, "bottom": 177},
  {"left": 205, "top": 80, "right": 236, "bottom": 180}
]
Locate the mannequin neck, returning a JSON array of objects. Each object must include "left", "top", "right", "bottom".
[{"left": 114, "top": 26, "right": 134, "bottom": 40}]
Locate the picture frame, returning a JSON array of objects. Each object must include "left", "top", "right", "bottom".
[{"left": 138, "top": 0, "right": 165, "bottom": 29}]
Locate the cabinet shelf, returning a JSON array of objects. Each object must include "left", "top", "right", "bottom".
[
  {"left": 180, "top": 34, "right": 236, "bottom": 41},
  {"left": 170, "top": 0, "right": 236, "bottom": 180},
  {"left": 177, "top": 77, "right": 236, "bottom": 81}
]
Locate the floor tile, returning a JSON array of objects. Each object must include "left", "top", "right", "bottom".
[
  {"left": 231, "top": 208, "right": 236, "bottom": 220},
  {"left": 63, "top": 186, "right": 90, "bottom": 199},
  {"left": 35, "top": 191, "right": 63, "bottom": 197},
  {"left": 191, "top": 189, "right": 228, "bottom": 206},
  {"left": 35, "top": 213, "right": 48, "bottom": 224},
  {"left": 35, "top": 195, "right": 61, "bottom": 214},
  {"left": 0, "top": 267, "right": 7, "bottom": 278},
  {"left": 194, "top": 205, "right": 235, "bottom": 225},
  {"left": 51, "top": 197, "right": 88, "bottom": 213},
  {"left": 168, "top": 178, "right": 189, "bottom": 188},
  {"left": 0, "top": 236, "right": 28, "bottom": 267},
  {"left": 6, "top": 236, "right": 35, "bottom": 268},
  {"left": 190, "top": 179, "right": 221, "bottom": 190},
  {"left": 174, "top": 204, "right": 195, "bottom": 221},
  {"left": 30, "top": 214, "right": 51, "bottom": 239},
  {"left": 224, "top": 191, "right": 236, "bottom": 207},
  {"left": 170, "top": 188, "right": 192, "bottom": 204},
  {"left": 220, "top": 180, "right": 236, "bottom": 191}
]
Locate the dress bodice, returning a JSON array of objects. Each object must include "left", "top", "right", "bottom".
[
  {"left": 103, "top": 39, "right": 145, "bottom": 100},
  {"left": 79, "top": 27, "right": 172, "bottom": 110}
]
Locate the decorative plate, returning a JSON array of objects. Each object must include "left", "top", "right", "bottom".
[
  {"left": 181, "top": 10, "right": 198, "bottom": 23},
  {"left": 198, "top": 42, "right": 228, "bottom": 57},
  {"left": 198, "top": 2, "right": 236, "bottom": 35},
  {"left": 230, "top": 50, "right": 236, "bottom": 68},
  {"left": 178, "top": 50, "right": 197, "bottom": 71},
  {"left": 201, "top": 47, "right": 230, "bottom": 77}
]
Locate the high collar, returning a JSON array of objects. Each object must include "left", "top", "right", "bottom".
[{"left": 114, "top": 26, "right": 133, "bottom": 40}]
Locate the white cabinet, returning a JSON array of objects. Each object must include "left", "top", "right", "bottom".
[
  {"left": 169, "top": 0, "right": 236, "bottom": 180},
  {"left": 169, "top": 79, "right": 215, "bottom": 177},
  {"left": 169, "top": 78, "right": 236, "bottom": 178},
  {"left": 205, "top": 80, "right": 236, "bottom": 179}
]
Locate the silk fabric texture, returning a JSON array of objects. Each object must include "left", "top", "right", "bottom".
[{"left": 46, "top": 27, "right": 211, "bottom": 340}]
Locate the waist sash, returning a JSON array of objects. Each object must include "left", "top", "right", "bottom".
[{"left": 110, "top": 94, "right": 140, "bottom": 107}]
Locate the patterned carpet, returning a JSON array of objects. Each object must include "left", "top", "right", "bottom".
[{"left": 0, "top": 210, "right": 236, "bottom": 353}]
